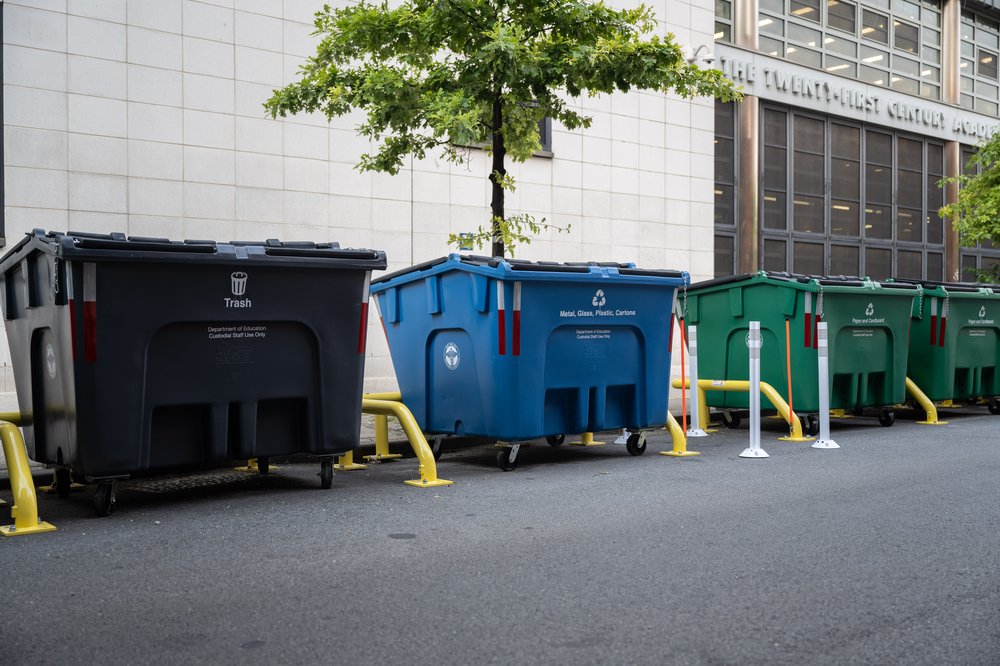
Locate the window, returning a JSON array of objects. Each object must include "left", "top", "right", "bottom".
[
  {"left": 863, "top": 9, "right": 889, "bottom": 43},
  {"left": 962, "top": 9, "right": 1000, "bottom": 116},
  {"left": 958, "top": 145, "right": 1000, "bottom": 279},
  {"left": 714, "top": 102, "right": 738, "bottom": 276},
  {"left": 715, "top": 0, "right": 732, "bottom": 42},
  {"left": 828, "top": 0, "right": 856, "bottom": 33}
]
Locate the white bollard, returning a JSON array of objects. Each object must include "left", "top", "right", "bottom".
[
  {"left": 686, "top": 326, "right": 708, "bottom": 437},
  {"left": 740, "top": 321, "right": 769, "bottom": 458},
  {"left": 812, "top": 322, "right": 840, "bottom": 449}
]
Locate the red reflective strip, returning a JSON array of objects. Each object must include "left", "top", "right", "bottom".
[
  {"left": 813, "top": 315, "right": 821, "bottom": 349},
  {"left": 804, "top": 313, "right": 812, "bottom": 348},
  {"left": 357, "top": 302, "right": 369, "bottom": 354},
  {"left": 512, "top": 310, "right": 521, "bottom": 356},
  {"left": 497, "top": 310, "right": 507, "bottom": 355},
  {"left": 83, "top": 301, "right": 97, "bottom": 363},
  {"left": 930, "top": 315, "right": 937, "bottom": 344},
  {"left": 939, "top": 316, "right": 946, "bottom": 347},
  {"left": 69, "top": 301, "right": 77, "bottom": 360}
]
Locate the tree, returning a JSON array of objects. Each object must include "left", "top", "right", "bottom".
[
  {"left": 265, "top": 0, "right": 740, "bottom": 257},
  {"left": 940, "top": 135, "right": 1000, "bottom": 281}
]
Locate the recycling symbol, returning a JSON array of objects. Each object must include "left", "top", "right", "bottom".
[
  {"left": 592, "top": 289, "right": 606, "bottom": 307},
  {"left": 980, "top": 306, "right": 987, "bottom": 318},
  {"left": 865, "top": 302, "right": 874, "bottom": 316}
]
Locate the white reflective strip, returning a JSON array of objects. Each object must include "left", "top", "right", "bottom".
[
  {"left": 805, "top": 292, "right": 812, "bottom": 314},
  {"left": 361, "top": 271, "right": 371, "bottom": 304},
  {"left": 496, "top": 280, "right": 505, "bottom": 310},
  {"left": 513, "top": 282, "right": 521, "bottom": 311},
  {"left": 671, "top": 291, "right": 678, "bottom": 316},
  {"left": 372, "top": 293, "right": 382, "bottom": 319},
  {"left": 83, "top": 263, "right": 97, "bottom": 302},
  {"left": 931, "top": 297, "right": 937, "bottom": 316}
]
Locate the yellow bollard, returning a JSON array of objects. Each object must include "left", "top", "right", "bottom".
[
  {"left": 363, "top": 414, "right": 403, "bottom": 462},
  {"left": 361, "top": 395, "right": 453, "bottom": 488},
  {"left": 335, "top": 450, "right": 368, "bottom": 471},
  {"left": 0, "top": 421, "right": 56, "bottom": 536},
  {"left": 660, "top": 412, "right": 700, "bottom": 458},
  {"left": 568, "top": 432, "right": 606, "bottom": 447},
  {"left": 906, "top": 377, "right": 948, "bottom": 425},
  {"left": 671, "top": 378, "right": 812, "bottom": 442}
]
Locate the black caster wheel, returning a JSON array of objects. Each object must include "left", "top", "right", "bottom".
[
  {"left": 92, "top": 481, "right": 117, "bottom": 517},
  {"left": 496, "top": 447, "right": 518, "bottom": 472},
  {"left": 625, "top": 432, "right": 647, "bottom": 456},
  {"left": 430, "top": 438, "right": 444, "bottom": 461},
  {"left": 804, "top": 414, "right": 820, "bottom": 437},
  {"left": 878, "top": 409, "right": 895, "bottom": 427},
  {"left": 989, "top": 398, "right": 1000, "bottom": 415},
  {"left": 257, "top": 457, "right": 270, "bottom": 475},
  {"left": 319, "top": 459, "right": 333, "bottom": 489},
  {"left": 55, "top": 468, "right": 72, "bottom": 499},
  {"left": 852, "top": 406, "right": 865, "bottom": 417},
  {"left": 545, "top": 434, "right": 565, "bottom": 447},
  {"left": 722, "top": 411, "right": 741, "bottom": 429}
]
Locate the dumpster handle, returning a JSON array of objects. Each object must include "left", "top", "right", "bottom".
[
  {"left": 0, "top": 419, "right": 57, "bottom": 536},
  {"left": 671, "top": 379, "right": 812, "bottom": 442},
  {"left": 361, "top": 394, "right": 454, "bottom": 488},
  {"left": 905, "top": 378, "right": 948, "bottom": 426}
]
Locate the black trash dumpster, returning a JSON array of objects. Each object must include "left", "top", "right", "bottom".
[{"left": 0, "top": 230, "right": 386, "bottom": 511}]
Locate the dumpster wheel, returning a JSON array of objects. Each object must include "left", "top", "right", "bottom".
[
  {"left": 878, "top": 409, "right": 895, "bottom": 427},
  {"left": 55, "top": 468, "right": 72, "bottom": 498},
  {"left": 319, "top": 459, "right": 333, "bottom": 489},
  {"left": 545, "top": 434, "right": 565, "bottom": 447},
  {"left": 722, "top": 411, "right": 741, "bottom": 429},
  {"left": 989, "top": 398, "right": 1000, "bottom": 415},
  {"left": 625, "top": 432, "right": 647, "bottom": 456},
  {"left": 92, "top": 481, "right": 117, "bottom": 517},
  {"left": 803, "top": 414, "right": 820, "bottom": 437},
  {"left": 497, "top": 445, "right": 519, "bottom": 471}
]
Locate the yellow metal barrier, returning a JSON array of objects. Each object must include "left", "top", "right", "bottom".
[
  {"left": 659, "top": 412, "right": 700, "bottom": 458},
  {"left": 361, "top": 393, "right": 453, "bottom": 488},
  {"left": 0, "top": 419, "right": 56, "bottom": 536},
  {"left": 905, "top": 377, "right": 948, "bottom": 425},
  {"left": 672, "top": 378, "right": 812, "bottom": 442},
  {"left": 363, "top": 414, "right": 402, "bottom": 462},
  {"left": 568, "top": 431, "right": 605, "bottom": 446},
  {"left": 335, "top": 450, "right": 368, "bottom": 471}
]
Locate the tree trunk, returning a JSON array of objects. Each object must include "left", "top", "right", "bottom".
[{"left": 490, "top": 96, "right": 506, "bottom": 257}]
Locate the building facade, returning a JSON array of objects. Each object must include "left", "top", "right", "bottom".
[
  {"left": 714, "top": 0, "right": 1000, "bottom": 281},
  {"left": 1, "top": 0, "right": 716, "bottom": 406}
]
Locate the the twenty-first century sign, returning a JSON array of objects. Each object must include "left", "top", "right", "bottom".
[{"left": 716, "top": 43, "right": 1000, "bottom": 143}]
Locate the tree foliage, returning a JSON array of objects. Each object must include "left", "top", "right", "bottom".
[
  {"left": 940, "top": 135, "right": 1000, "bottom": 281},
  {"left": 266, "top": 0, "right": 741, "bottom": 256}
]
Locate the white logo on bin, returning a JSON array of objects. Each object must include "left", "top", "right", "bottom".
[
  {"left": 865, "top": 302, "right": 874, "bottom": 316},
  {"left": 592, "top": 289, "right": 606, "bottom": 307},
  {"left": 980, "top": 306, "right": 987, "bottom": 318},
  {"left": 45, "top": 343, "right": 57, "bottom": 380},
  {"left": 443, "top": 342, "right": 460, "bottom": 370},
  {"left": 231, "top": 272, "right": 248, "bottom": 296}
]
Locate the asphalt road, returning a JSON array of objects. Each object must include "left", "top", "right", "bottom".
[{"left": 2, "top": 409, "right": 999, "bottom": 665}]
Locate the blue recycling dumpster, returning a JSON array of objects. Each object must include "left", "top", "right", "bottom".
[{"left": 370, "top": 254, "right": 689, "bottom": 468}]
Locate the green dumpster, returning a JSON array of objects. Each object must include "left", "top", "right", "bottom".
[
  {"left": 684, "top": 272, "right": 921, "bottom": 425},
  {"left": 895, "top": 280, "right": 1000, "bottom": 409}
]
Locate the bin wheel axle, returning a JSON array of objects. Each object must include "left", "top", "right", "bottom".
[
  {"left": 319, "top": 459, "right": 333, "bottom": 489},
  {"left": 545, "top": 434, "right": 565, "bottom": 447},
  {"left": 989, "top": 398, "right": 1000, "bottom": 415},
  {"left": 625, "top": 432, "right": 647, "bottom": 456},
  {"left": 92, "top": 481, "right": 117, "bottom": 517}
]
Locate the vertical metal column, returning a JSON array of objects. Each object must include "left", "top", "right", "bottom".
[
  {"left": 735, "top": 0, "right": 760, "bottom": 273},
  {"left": 812, "top": 322, "right": 840, "bottom": 449},
  {"left": 687, "top": 326, "right": 708, "bottom": 437},
  {"left": 740, "top": 322, "right": 768, "bottom": 458},
  {"left": 944, "top": 141, "right": 962, "bottom": 282},
  {"left": 942, "top": 0, "right": 962, "bottom": 282}
]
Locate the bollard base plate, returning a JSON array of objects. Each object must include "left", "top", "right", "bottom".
[
  {"left": 334, "top": 462, "right": 368, "bottom": 471},
  {"left": 1, "top": 521, "right": 57, "bottom": 537},
  {"left": 812, "top": 439, "right": 840, "bottom": 449},
  {"left": 915, "top": 420, "right": 948, "bottom": 426},
  {"left": 778, "top": 435, "right": 815, "bottom": 442},
  {"left": 739, "top": 447, "right": 769, "bottom": 458},
  {"left": 403, "top": 478, "right": 454, "bottom": 488},
  {"left": 363, "top": 453, "right": 403, "bottom": 462},
  {"left": 686, "top": 429, "right": 710, "bottom": 438},
  {"left": 660, "top": 450, "right": 701, "bottom": 457}
]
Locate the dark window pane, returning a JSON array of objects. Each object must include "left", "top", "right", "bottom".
[
  {"left": 763, "top": 239, "right": 787, "bottom": 271},
  {"left": 898, "top": 137, "right": 922, "bottom": 165},
  {"left": 790, "top": 0, "right": 820, "bottom": 22},
  {"left": 866, "top": 130, "right": 892, "bottom": 164},
  {"left": 926, "top": 252, "right": 943, "bottom": 281},
  {"left": 926, "top": 206, "right": 944, "bottom": 245},
  {"left": 897, "top": 249, "right": 922, "bottom": 279},
  {"left": 715, "top": 102, "right": 735, "bottom": 137},
  {"left": 761, "top": 0, "right": 783, "bottom": 11},
  {"left": 891, "top": 76, "right": 919, "bottom": 94},
  {"left": 832, "top": 124, "right": 860, "bottom": 159},
  {"left": 715, "top": 137, "right": 734, "bottom": 183},
  {"left": 894, "top": 20, "right": 919, "bottom": 53},
  {"left": 794, "top": 152, "right": 825, "bottom": 195},
  {"left": 764, "top": 147, "right": 787, "bottom": 190},
  {"left": 866, "top": 205, "right": 892, "bottom": 238},
  {"left": 831, "top": 245, "right": 860, "bottom": 276},
  {"left": 831, "top": 200, "right": 860, "bottom": 236},
  {"left": 716, "top": 22, "right": 732, "bottom": 42},
  {"left": 897, "top": 207, "right": 922, "bottom": 242},
  {"left": 787, "top": 45, "right": 822, "bottom": 68},
  {"left": 794, "top": 116, "right": 825, "bottom": 153},
  {"left": 716, "top": 0, "right": 732, "bottom": 20},
  {"left": 866, "top": 246, "right": 892, "bottom": 279},
  {"left": 962, "top": 147, "right": 977, "bottom": 175},
  {"left": 962, "top": 254, "right": 978, "bottom": 279},
  {"left": 794, "top": 242, "right": 825, "bottom": 274},
  {"left": 927, "top": 143, "right": 944, "bottom": 174},
  {"left": 715, "top": 235, "right": 735, "bottom": 277},
  {"left": 793, "top": 195, "right": 825, "bottom": 233},
  {"left": 763, "top": 191, "right": 787, "bottom": 229},
  {"left": 898, "top": 169, "right": 922, "bottom": 208},
  {"left": 863, "top": 9, "right": 889, "bottom": 44},
  {"left": 715, "top": 184, "right": 735, "bottom": 227},
  {"left": 866, "top": 164, "right": 892, "bottom": 203},
  {"left": 828, "top": 0, "right": 856, "bottom": 32},
  {"left": 832, "top": 158, "right": 860, "bottom": 199},
  {"left": 979, "top": 49, "right": 998, "bottom": 79},
  {"left": 760, "top": 14, "right": 784, "bottom": 36},
  {"left": 764, "top": 110, "right": 787, "bottom": 146}
]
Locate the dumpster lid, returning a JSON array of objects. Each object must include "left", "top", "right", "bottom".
[
  {"left": 0, "top": 229, "right": 387, "bottom": 271},
  {"left": 888, "top": 277, "right": 999, "bottom": 293}
]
